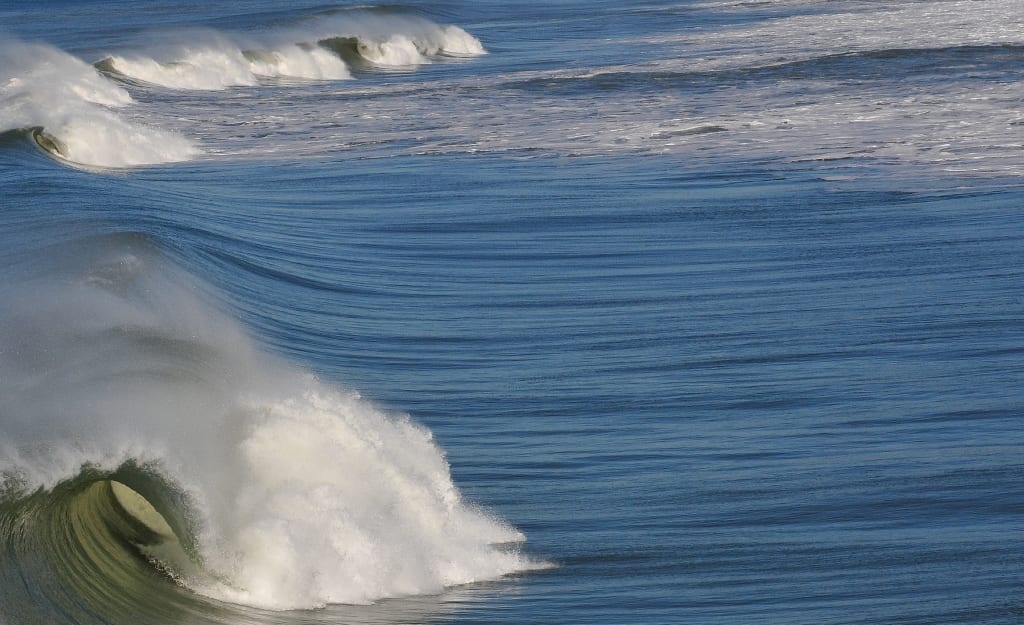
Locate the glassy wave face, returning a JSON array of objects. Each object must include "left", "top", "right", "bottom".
[{"left": 0, "top": 235, "right": 541, "bottom": 622}]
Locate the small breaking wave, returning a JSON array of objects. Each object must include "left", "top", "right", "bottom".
[
  {"left": 97, "top": 40, "right": 353, "bottom": 91},
  {"left": 0, "top": 39, "right": 198, "bottom": 168},
  {"left": 96, "top": 10, "right": 485, "bottom": 90},
  {"left": 1, "top": 8, "right": 488, "bottom": 171}
]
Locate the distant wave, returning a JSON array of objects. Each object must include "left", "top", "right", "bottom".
[
  {"left": 0, "top": 8, "right": 485, "bottom": 168},
  {"left": 95, "top": 37, "right": 353, "bottom": 90},
  {"left": 95, "top": 9, "right": 485, "bottom": 90},
  {"left": 0, "top": 39, "right": 197, "bottom": 168},
  {"left": 0, "top": 234, "right": 543, "bottom": 616}
]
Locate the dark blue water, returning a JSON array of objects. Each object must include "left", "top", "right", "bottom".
[{"left": 1, "top": 1, "right": 1023, "bottom": 624}]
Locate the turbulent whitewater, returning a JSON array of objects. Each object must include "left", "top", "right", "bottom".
[
  {"left": 96, "top": 11, "right": 484, "bottom": 90},
  {"left": 0, "top": 235, "right": 540, "bottom": 620},
  {"left": 0, "top": 39, "right": 198, "bottom": 167}
]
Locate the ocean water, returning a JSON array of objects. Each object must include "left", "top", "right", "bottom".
[{"left": 1, "top": 1, "right": 1023, "bottom": 624}]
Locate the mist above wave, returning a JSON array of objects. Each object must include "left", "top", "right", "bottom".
[{"left": 0, "top": 235, "right": 541, "bottom": 610}]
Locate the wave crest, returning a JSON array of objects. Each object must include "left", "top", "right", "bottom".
[
  {"left": 99, "top": 42, "right": 352, "bottom": 91},
  {"left": 0, "top": 235, "right": 541, "bottom": 613},
  {"left": 0, "top": 38, "right": 198, "bottom": 167},
  {"left": 97, "top": 12, "right": 485, "bottom": 90}
]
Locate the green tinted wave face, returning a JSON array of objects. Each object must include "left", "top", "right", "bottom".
[{"left": 0, "top": 467, "right": 226, "bottom": 625}]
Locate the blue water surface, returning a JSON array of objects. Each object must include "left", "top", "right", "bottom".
[{"left": 1, "top": 1, "right": 1023, "bottom": 623}]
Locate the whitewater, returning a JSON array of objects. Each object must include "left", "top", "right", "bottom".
[{"left": 0, "top": 234, "right": 541, "bottom": 614}]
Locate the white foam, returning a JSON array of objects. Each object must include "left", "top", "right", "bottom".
[
  {"left": 649, "top": 0, "right": 1024, "bottom": 72},
  {"left": 249, "top": 45, "right": 351, "bottom": 81},
  {"left": 105, "top": 49, "right": 260, "bottom": 90},
  {"left": 0, "top": 39, "right": 197, "bottom": 167},
  {"left": 101, "top": 11, "right": 485, "bottom": 88},
  {"left": 0, "top": 242, "right": 542, "bottom": 609},
  {"left": 242, "top": 0, "right": 1011, "bottom": 177},
  {"left": 53, "top": 112, "right": 198, "bottom": 168},
  {"left": 357, "top": 34, "right": 428, "bottom": 66},
  {"left": 350, "top": 25, "right": 485, "bottom": 66},
  {"left": 304, "top": 13, "right": 486, "bottom": 66},
  {"left": 198, "top": 388, "right": 533, "bottom": 609},
  {"left": 438, "top": 25, "right": 488, "bottom": 56},
  {"left": 106, "top": 43, "right": 351, "bottom": 91},
  {"left": 0, "top": 39, "right": 132, "bottom": 108}
]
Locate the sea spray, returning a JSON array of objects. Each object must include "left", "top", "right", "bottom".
[
  {"left": 0, "top": 39, "right": 197, "bottom": 167},
  {"left": 98, "top": 9, "right": 485, "bottom": 90},
  {"left": 198, "top": 388, "right": 530, "bottom": 609},
  {"left": 0, "top": 234, "right": 541, "bottom": 611},
  {"left": 99, "top": 35, "right": 353, "bottom": 90}
]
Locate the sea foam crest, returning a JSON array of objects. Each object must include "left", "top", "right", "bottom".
[
  {"left": 198, "top": 388, "right": 531, "bottom": 609},
  {"left": 0, "top": 238, "right": 540, "bottom": 610},
  {"left": 0, "top": 39, "right": 197, "bottom": 167},
  {"left": 99, "top": 12, "right": 485, "bottom": 91},
  {"left": 344, "top": 24, "right": 485, "bottom": 66},
  {"left": 102, "top": 38, "right": 352, "bottom": 90}
]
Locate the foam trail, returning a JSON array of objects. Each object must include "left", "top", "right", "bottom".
[
  {"left": 0, "top": 39, "right": 197, "bottom": 167},
  {"left": 0, "top": 235, "right": 541, "bottom": 610}
]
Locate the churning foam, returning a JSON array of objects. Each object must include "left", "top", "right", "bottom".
[
  {"left": 0, "top": 236, "right": 541, "bottom": 610},
  {"left": 103, "top": 41, "right": 352, "bottom": 90},
  {"left": 100, "top": 12, "right": 485, "bottom": 90},
  {"left": 0, "top": 39, "right": 197, "bottom": 167},
  {"left": 198, "top": 389, "right": 531, "bottom": 609}
]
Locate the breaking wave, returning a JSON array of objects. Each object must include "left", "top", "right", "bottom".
[
  {"left": 0, "top": 234, "right": 542, "bottom": 621},
  {"left": 96, "top": 9, "right": 485, "bottom": 90},
  {"left": 0, "top": 8, "right": 485, "bottom": 168},
  {"left": 96, "top": 38, "right": 353, "bottom": 90},
  {"left": 0, "top": 39, "right": 198, "bottom": 168}
]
